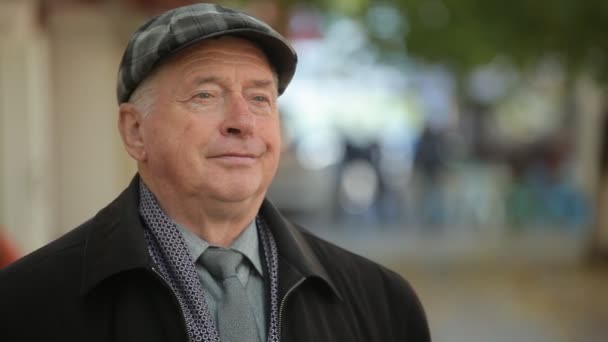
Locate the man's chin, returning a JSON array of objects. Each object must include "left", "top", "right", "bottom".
[{"left": 208, "top": 185, "right": 265, "bottom": 204}]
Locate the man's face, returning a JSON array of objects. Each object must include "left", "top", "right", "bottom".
[{"left": 136, "top": 36, "right": 281, "bottom": 205}]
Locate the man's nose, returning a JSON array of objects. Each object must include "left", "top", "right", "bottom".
[{"left": 220, "top": 94, "right": 254, "bottom": 137}]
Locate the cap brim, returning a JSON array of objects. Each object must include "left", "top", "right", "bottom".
[{"left": 154, "top": 28, "right": 297, "bottom": 95}]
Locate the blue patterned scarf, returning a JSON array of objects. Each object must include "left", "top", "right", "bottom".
[{"left": 138, "top": 181, "right": 280, "bottom": 342}]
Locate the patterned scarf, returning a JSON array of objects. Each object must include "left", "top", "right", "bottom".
[{"left": 138, "top": 181, "right": 280, "bottom": 342}]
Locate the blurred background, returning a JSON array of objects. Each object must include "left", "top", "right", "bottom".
[{"left": 1, "top": 0, "right": 608, "bottom": 340}]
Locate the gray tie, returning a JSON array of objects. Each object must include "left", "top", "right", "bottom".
[{"left": 201, "top": 248, "right": 260, "bottom": 342}]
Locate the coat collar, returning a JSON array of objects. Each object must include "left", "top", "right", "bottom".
[
  {"left": 260, "top": 200, "right": 342, "bottom": 300},
  {"left": 80, "top": 174, "right": 341, "bottom": 300},
  {"left": 80, "top": 176, "right": 150, "bottom": 295}
]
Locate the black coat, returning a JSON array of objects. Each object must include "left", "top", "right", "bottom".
[{"left": 0, "top": 176, "right": 430, "bottom": 341}]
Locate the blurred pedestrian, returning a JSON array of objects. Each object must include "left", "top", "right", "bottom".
[{"left": 412, "top": 124, "right": 448, "bottom": 227}]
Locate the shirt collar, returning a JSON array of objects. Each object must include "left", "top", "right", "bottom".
[
  {"left": 80, "top": 174, "right": 341, "bottom": 301},
  {"left": 177, "top": 220, "right": 264, "bottom": 276}
]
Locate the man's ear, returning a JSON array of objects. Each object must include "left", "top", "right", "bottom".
[{"left": 118, "top": 103, "right": 147, "bottom": 162}]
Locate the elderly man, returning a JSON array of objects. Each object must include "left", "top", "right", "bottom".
[{"left": 0, "top": 3, "right": 430, "bottom": 342}]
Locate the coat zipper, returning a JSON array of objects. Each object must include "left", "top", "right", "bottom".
[
  {"left": 277, "top": 277, "right": 306, "bottom": 341},
  {"left": 150, "top": 266, "right": 190, "bottom": 341},
  {"left": 153, "top": 266, "right": 306, "bottom": 342}
]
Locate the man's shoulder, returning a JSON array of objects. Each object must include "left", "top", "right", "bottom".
[
  {"left": 0, "top": 178, "right": 139, "bottom": 290},
  {"left": 295, "top": 225, "right": 430, "bottom": 340},
  {"left": 0, "top": 215, "right": 113, "bottom": 336},
  {"left": 295, "top": 225, "right": 414, "bottom": 292},
  {"left": 0, "top": 217, "right": 94, "bottom": 291}
]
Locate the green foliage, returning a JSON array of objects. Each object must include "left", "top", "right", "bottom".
[
  {"left": 283, "top": 0, "right": 608, "bottom": 78},
  {"left": 393, "top": 0, "right": 608, "bottom": 77}
]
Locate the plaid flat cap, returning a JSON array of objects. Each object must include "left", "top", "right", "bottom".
[{"left": 117, "top": 3, "right": 298, "bottom": 104}]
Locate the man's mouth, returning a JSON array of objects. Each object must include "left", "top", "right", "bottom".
[{"left": 209, "top": 152, "right": 259, "bottom": 165}]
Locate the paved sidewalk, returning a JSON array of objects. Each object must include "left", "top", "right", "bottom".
[
  {"left": 316, "top": 229, "right": 608, "bottom": 342},
  {"left": 398, "top": 264, "right": 608, "bottom": 342}
]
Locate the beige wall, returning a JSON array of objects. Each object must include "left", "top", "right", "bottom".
[
  {"left": 48, "top": 4, "right": 136, "bottom": 236},
  {"left": 0, "top": 0, "right": 54, "bottom": 252},
  {"left": 0, "top": 1, "right": 138, "bottom": 253}
]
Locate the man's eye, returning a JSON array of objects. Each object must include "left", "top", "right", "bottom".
[
  {"left": 253, "top": 95, "right": 269, "bottom": 102},
  {"left": 194, "top": 92, "right": 213, "bottom": 99}
]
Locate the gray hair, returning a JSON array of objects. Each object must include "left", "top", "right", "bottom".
[{"left": 128, "top": 75, "right": 157, "bottom": 117}]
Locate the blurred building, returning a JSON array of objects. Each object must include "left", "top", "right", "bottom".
[{"left": 0, "top": 0, "right": 148, "bottom": 252}]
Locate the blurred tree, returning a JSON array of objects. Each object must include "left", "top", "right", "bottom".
[
  {"left": 278, "top": 0, "right": 608, "bottom": 257},
  {"left": 368, "top": 0, "right": 607, "bottom": 80},
  {"left": 392, "top": 0, "right": 608, "bottom": 260},
  {"left": 389, "top": 0, "right": 608, "bottom": 260}
]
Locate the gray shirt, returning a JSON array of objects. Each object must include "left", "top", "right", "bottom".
[{"left": 177, "top": 221, "right": 266, "bottom": 342}]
